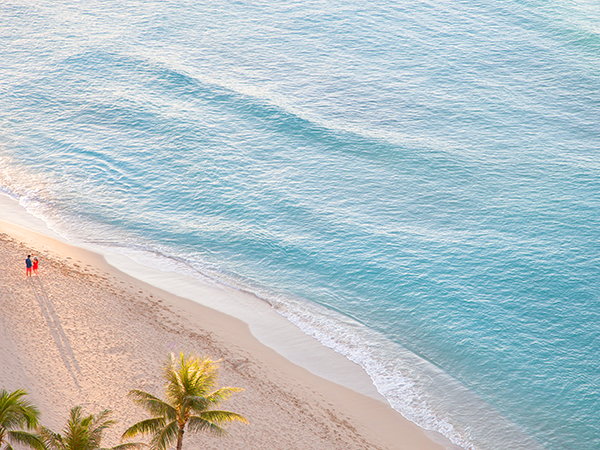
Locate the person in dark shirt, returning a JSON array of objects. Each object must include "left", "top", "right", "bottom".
[{"left": 26, "top": 255, "right": 32, "bottom": 277}]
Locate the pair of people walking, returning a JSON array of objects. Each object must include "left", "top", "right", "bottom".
[{"left": 25, "top": 255, "right": 39, "bottom": 277}]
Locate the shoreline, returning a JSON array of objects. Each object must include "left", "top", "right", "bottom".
[
  {"left": 0, "top": 213, "right": 448, "bottom": 449},
  {"left": 0, "top": 193, "right": 387, "bottom": 402}
]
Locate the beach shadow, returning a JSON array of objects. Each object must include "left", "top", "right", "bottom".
[{"left": 27, "top": 276, "right": 82, "bottom": 389}]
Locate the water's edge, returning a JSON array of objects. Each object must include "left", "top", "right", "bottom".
[{"left": 1, "top": 191, "right": 545, "bottom": 450}]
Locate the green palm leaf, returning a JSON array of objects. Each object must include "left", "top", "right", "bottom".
[
  {"left": 202, "top": 386, "right": 244, "bottom": 404},
  {"left": 122, "top": 419, "right": 166, "bottom": 440},
  {"left": 0, "top": 389, "right": 42, "bottom": 450},
  {"left": 185, "top": 416, "right": 226, "bottom": 438},
  {"left": 127, "top": 391, "right": 176, "bottom": 420},
  {"left": 122, "top": 353, "right": 247, "bottom": 450},
  {"left": 6, "top": 430, "right": 45, "bottom": 450},
  {"left": 100, "top": 443, "right": 146, "bottom": 450},
  {"left": 199, "top": 410, "right": 248, "bottom": 425},
  {"left": 43, "top": 406, "right": 143, "bottom": 450},
  {"left": 148, "top": 421, "right": 178, "bottom": 450},
  {"left": 40, "top": 428, "right": 64, "bottom": 448}
]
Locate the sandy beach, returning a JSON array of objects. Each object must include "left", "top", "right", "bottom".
[{"left": 0, "top": 219, "right": 445, "bottom": 450}]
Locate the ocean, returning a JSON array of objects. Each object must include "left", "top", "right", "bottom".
[{"left": 1, "top": 1, "right": 599, "bottom": 449}]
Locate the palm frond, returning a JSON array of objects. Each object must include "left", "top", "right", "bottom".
[
  {"left": 127, "top": 392, "right": 175, "bottom": 420},
  {"left": 67, "top": 406, "right": 84, "bottom": 425},
  {"left": 42, "top": 406, "right": 122, "bottom": 450},
  {"left": 121, "top": 418, "right": 166, "bottom": 441},
  {"left": 91, "top": 410, "right": 115, "bottom": 429},
  {"left": 181, "top": 387, "right": 241, "bottom": 415},
  {"left": 164, "top": 354, "right": 220, "bottom": 404},
  {"left": 62, "top": 406, "right": 93, "bottom": 450},
  {"left": 149, "top": 421, "right": 178, "bottom": 450},
  {"left": 102, "top": 442, "right": 147, "bottom": 450},
  {"left": 185, "top": 416, "right": 226, "bottom": 438},
  {"left": 40, "top": 426, "right": 66, "bottom": 450},
  {"left": 88, "top": 410, "right": 115, "bottom": 450},
  {"left": 6, "top": 430, "right": 45, "bottom": 450},
  {"left": 199, "top": 410, "right": 248, "bottom": 425},
  {"left": 0, "top": 389, "right": 40, "bottom": 430},
  {"left": 127, "top": 391, "right": 162, "bottom": 404},
  {"left": 163, "top": 355, "right": 185, "bottom": 405},
  {"left": 0, "top": 413, "right": 25, "bottom": 431},
  {"left": 203, "top": 386, "right": 244, "bottom": 404}
]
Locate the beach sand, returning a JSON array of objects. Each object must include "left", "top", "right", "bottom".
[{"left": 0, "top": 219, "right": 445, "bottom": 450}]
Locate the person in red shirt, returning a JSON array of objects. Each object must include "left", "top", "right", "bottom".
[{"left": 33, "top": 256, "right": 39, "bottom": 275}]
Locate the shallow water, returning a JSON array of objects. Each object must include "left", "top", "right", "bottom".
[{"left": 1, "top": 1, "right": 599, "bottom": 449}]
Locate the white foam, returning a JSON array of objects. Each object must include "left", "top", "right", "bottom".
[
  {"left": 101, "top": 248, "right": 543, "bottom": 450},
  {"left": 0, "top": 191, "right": 543, "bottom": 450},
  {"left": 101, "top": 249, "right": 387, "bottom": 402},
  {"left": 0, "top": 192, "right": 385, "bottom": 403},
  {"left": 0, "top": 192, "right": 66, "bottom": 241}
]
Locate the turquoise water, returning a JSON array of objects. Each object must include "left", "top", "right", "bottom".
[{"left": 1, "top": 1, "right": 599, "bottom": 448}]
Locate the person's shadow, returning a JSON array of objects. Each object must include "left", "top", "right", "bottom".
[{"left": 27, "top": 276, "right": 82, "bottom": 389}]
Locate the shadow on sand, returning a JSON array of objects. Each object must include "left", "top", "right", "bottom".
[{"left": 25, "top": 276, "right": 82, "bottom": 389}]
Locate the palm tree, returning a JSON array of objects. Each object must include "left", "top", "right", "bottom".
[
  {"left": 40, "top": 406, "right": 142, "bottom": 450},
  {"left": 122, "top": 353, "right": 247, "bottom": 450},
  {"left": 0, "top": 389, "right": 44, "bottom": 450}
]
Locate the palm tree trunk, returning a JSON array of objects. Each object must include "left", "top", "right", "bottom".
[{"left": 176, "top": 425, "right": 185, "bottom": 450}]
